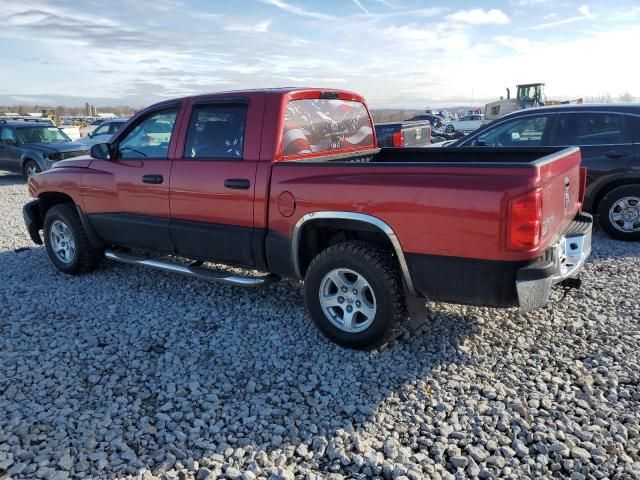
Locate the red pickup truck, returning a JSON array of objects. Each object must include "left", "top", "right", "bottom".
[{"left": 23, "top": 88, "right": 592, "bottom": 348}]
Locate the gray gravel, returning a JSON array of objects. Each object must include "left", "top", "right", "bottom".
[{"left": 1, "top": 171, "right": 639, "bottom": 480}]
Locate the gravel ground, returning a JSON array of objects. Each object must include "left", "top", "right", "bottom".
[{"left": 0, "top": 171, "right": 639, "bottom": 480}]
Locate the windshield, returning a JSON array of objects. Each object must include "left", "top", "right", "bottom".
[{"left": 16, "top": 126, "right": 70, "bottom": 144}]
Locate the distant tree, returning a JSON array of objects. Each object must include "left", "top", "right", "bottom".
[
  {"left": 585, "top": 93, "right": 613, "bottom": 104},
  {"left": 617, "top": 91, "right": 635, "bottom": 103},
  {"left": 370, "top": 109, "right": 423, "bottom": 123}
]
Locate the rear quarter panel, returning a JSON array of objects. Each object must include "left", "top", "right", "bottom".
[{"left": 269, "top": 163, "right": 544, "bottom": 262}]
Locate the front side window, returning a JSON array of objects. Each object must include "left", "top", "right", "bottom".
[
  {"left": 474, "top": 115, "right": 549, "bottom": 147},
  {"left": 184, "top": 104, "right": 247, "bottom": 159},
  {"left": 551, "top": 113, "right": 628, "bottom": 146},
  {"left": 93, "top": 124, "right": 110, "bottom": 136},
  {"left": 109, "top": 122, "right": 125, "bottom": 134},
  {"left": 16, "top": 126, "right": 70, "bottom": 144},
  {"left": 118, "top": 109, "right": 177, "bottom": 159},
  {"left": 282, "top": 99, "right": 374, "bottom": 157}
]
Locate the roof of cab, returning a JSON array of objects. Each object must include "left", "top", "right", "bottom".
[
  {"left": 148, "top": 87, "right": 366, "bottom": 108},
  {"left": 500, "top": 103, "right": 640, "bottom": 119}
]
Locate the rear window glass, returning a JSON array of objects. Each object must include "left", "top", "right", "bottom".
[{"left": 282, "top": 99, "right": 374, "bottom": 157}]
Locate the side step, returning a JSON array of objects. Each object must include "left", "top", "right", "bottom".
[{"left": 104, "top": 250, "right": 280, "bottom": 287}]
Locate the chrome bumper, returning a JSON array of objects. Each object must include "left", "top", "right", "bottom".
[{"left": 516, "top": 213, "right": 593, "bottom": 312}]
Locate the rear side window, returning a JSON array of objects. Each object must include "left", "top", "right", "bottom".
[
  {"left": 0, "top": 127, "right": 16, "bottom": 144},
  {"left": 627, "top": 115, "right": 640, "bottom": 143},
  {"left": 184, "top": 104, "right": 247, "bottom": 159},
  {"left": 552, "top": 113, "right": 628, "bottom": 146},
  {"left": 282, "top": 99, "right": 374, "bottom": 157}
]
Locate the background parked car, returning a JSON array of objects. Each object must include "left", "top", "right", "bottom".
[
  {"left": 0, "top": 120, "right": 88, "bottom": 177},
  {"left": 76, "top": 119, "right": 127, "bottom": 147},
  {"left": 407, "top": 114, "right": 445, "bottom": 130},
  {"left": 444, "top": 114, "right": 485, "bottom": 133},
  {"left": 375, "top": 120, "right": 431, "bottom": 147},
  {"left": 453, "top": 104, "right": 640, "bottom": 241}
]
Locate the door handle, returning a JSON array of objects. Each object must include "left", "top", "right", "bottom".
[
  {"left": 142, "top": 174, "right": 164, "bottom": 184},
  {"left": 224, "top": 178, "right": 250, "bottom": 189},
  {"left": 606, "top": 151, "right": 629, "bottom": 159}
]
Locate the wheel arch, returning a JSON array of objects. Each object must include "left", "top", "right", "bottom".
[
  {"left": 587, "top": 176, "right": 640, "bottom": 213},
  {"left": 291, "top": 211, "right": 416, "bottom": 294}
]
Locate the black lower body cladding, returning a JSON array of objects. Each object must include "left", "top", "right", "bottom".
[{"left": 406, "top": 253, "right": 527, "bottom": 307}]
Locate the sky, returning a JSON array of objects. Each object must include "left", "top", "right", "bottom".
[{"left": 0, "top": 0, "right": 639, "bottom": 108}]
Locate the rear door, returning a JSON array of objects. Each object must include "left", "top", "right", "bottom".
[
  {"left": 81, "top": 104, "right": 180, "bottom": 251},
  {"left": 169, "top": 97, "right": 262, "bottom": 267},
  {"left": 0, "top": 126, "right": 21, "bottom": 171},
  {"left": 548, "top": 112, "right": 634, "bottom": 201},
  {"left": 627, "top": 114, "right": 640, "bottom": 176}
]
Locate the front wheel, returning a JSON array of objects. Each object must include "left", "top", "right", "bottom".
[
  {"left": 597, "top": 185, "right": 640, "bottom": 241},
  {"left": 43, "top": 204, "right": 103, "bottom": 274},
  {"left": 304, "top": 241, "right": 407, "bottom": 349},
  {"left": 23, "top": 160, "right": 41, "bottom": 179}
]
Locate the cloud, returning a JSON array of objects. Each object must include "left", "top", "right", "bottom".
[
  {"left": 445, "top": 8, "right": 509, "bottom": 25},
  {"left": 351, "top": 0, "right": 370, "bottom": 15},
  {"left": 259, "top": 0, "right": 333, "bottom": 20},
  {"left": 530, "top": 4, "right": 593, "bottom": 29},
  {"left": 223, "top": 20, "right": 272, "bottom": 33}
]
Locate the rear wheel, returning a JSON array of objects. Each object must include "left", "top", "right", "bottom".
[
  {"left": 304, "top": 241, "right": 407, "bottom": 349},
  {"left": 23, "top": 160, "right": 41, "bottom": 179},
  {"left": 597, "top": 185, "right": 640, "bottom": 241},
  {"left": 445, "top": 124, "right": 455, "bottom": 133},
  {"left": 43, "top": 204, "right": 103, "bottom": 274}
]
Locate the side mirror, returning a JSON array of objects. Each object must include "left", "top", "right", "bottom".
[
  {"left": 87, "top": 131, "right": 93, "bottom": 138},
  {"left": 90, "top": 143, "right": 112, "bottom": 160}
]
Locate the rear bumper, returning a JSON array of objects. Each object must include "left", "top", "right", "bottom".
[
  {"left": 23, "top": 199, "right": 43, "bottom": 245},
  {"left": 516, "top": 212, "right": 593, "bottom": 311}
]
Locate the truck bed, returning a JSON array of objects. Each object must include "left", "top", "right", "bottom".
[{"left": 287, "top": 146, "right": 571, "bottom": 165}]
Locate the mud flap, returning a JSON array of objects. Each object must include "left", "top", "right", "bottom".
[{"left": 404, "top": 286, "right": 433, "bottom": 332}]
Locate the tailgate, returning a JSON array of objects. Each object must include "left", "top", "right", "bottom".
[
  {"left": 537, "top": 147, "right": 583, "bottom": 246},
  {"left": 403, "top": 123, "right": 431, "bottom": 147}
]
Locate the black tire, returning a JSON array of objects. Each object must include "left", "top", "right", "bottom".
[
  {"left": 43, "top": 204, "right": 103, "bottom": 274},
  {"left": 597, "top": 184, "right": 640, "bottom": 241},
  {"left": 23, "top": 160, "right": 41, "bottom": 179},
  {"left": 304, "top": 241, "right": 407, "bottom": 349},
  {"left": 445, "top": 124, "right": 455, "bottom": 133}
]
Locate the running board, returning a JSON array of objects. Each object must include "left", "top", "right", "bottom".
[{"left": 104, "top": 250, "right": 280, "bottom": 287}]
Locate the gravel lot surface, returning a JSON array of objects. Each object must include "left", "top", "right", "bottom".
[{"left": 0, "top": 171, "right": 639, "bottom": 480}]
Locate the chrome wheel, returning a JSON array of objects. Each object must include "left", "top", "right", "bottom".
[
  {"left": 609, "top": 196, "right": 640, "bottom": 233},
  {"left": 49, "top": 220, "right": 76, "bottom": 264},
  {"left": 25, "top": 163, "right": 40, "bottom": 177},
  {"left": 319, "top": 268, "right": 377, "bottom": 333}
]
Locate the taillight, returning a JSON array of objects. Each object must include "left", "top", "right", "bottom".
[
  {"left": 507, "top": 190, "right": 543, "bottom": 250},
  {"left": 392, "top": 130, "right": 404, "bottom": 147}
]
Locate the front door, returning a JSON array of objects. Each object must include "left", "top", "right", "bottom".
[
  {"left": 169, "top": 98, "right": 261, "bottom": 267},
  {"left": 81, "top": 105, "right": 181, "bottom": 251}
]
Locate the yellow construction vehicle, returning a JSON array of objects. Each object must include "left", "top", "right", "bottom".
[{"left": 484, "top": 83, "right": 583, "bottom": 122}]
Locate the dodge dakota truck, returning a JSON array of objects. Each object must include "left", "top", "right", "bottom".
[{"left": 23, "top": 88, "right": 592, "bottom": 349}]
